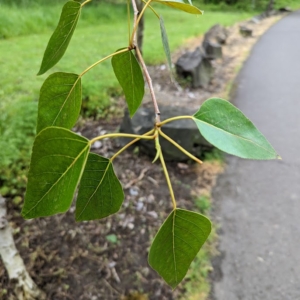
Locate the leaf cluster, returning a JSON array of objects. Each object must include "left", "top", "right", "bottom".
[{"left": 21, "top": 0, "right": 279, "bottom": 289}]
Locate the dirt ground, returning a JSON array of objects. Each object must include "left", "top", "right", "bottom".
[{"left": 0, "top": 14, "right": 283, "bottom": 300}]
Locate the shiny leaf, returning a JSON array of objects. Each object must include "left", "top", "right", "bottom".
[
  {"left": 148, "top": 208, "right": 211, "bottom": 288},
  {"left": 22, "top": 127, "right": 90, "bottom": 219},
  {"left": 76, "top": 153, "right": 124, "bottom": 221},
  {"left": 111, "top": 49, "right": 144, "bottom": 117},
  {"left": 193, "top": 98, "right": 279, "bottom": 159},
  {"left": 37, "top": 72, "right": 81, "bottom": 133},
  {"left": 38, "top": 1, "right": 81, "bottom": 75},
  {"left": 153, "top": 0, "right": 203, "bottom": 14}
]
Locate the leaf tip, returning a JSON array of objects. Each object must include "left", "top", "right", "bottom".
[
  {"left": 277, "top": 155, "right": 282, "bottom": 160},
  {"left": 129, "top": 111, "right": 136, "bottom": 118},
  {"left": 37, "top": 66, "right": 46, "bottom": 76}
]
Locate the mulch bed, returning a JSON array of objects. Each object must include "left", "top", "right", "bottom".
[{"left": 0, "top": 14, "right": 282, "bottom": 300}]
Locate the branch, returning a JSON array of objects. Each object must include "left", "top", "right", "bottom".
[
  {"left": 135, "top": 47, "right": 161, "bottom": 123},
  {"left": 131, "top": 0, "right": 139, "bottom": 46},
  {"left": 131, "top": 0, "right": 161, "bottom": 123}
]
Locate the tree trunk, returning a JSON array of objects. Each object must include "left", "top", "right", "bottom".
[
  {"left": 136, "top": 0, "right": 144, "bottom": 54},
  {"left": 266, "top": 0, "right": 275, "bottom": 16}
]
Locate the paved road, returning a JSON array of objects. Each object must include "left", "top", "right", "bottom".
[{"left": 212, "top": 10, "right": 300, "bottom": 300}]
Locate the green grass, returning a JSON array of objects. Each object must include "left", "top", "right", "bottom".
[
  {"left": 0, "top": 3, "right": 254, "bottom": 196},
  {"left": 0, "top": 2, "right": 128, "bottom": 39},
  {"left": 143, "top": 8, "right": 253, "bottom": 64}
]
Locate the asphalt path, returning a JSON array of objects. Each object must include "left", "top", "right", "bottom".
[{"left": 212, "top": 10, "right": 300, "bottom": 300}]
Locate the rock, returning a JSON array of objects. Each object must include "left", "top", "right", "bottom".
[
  {"left": 119, "top": 106, "right": 213, "bottom": 161},
  {"left": 252, "top": 14, "right": 265, "bottom": 22},
  {"left": 203, "top": 24, "right": 229, "bottom": 46},
  {"left": 175, "top": 47, "right": 214, "bottom": 88},
  {"left": 239, "top": 26, "right": 253, "bottom": 37},
  {"left": 266, "top": 9, "right": 278, "bottom": 17},
  {"left": 278, "top": 7, "right": 292, "bottom": 13},
  {"left": 203, "top": 41, "right": 222, "bottom": 60},
  {"left": 251, "top": 16, "right": 261, "bottom": 24}
]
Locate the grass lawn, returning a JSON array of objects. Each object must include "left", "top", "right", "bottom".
[
  {"left": 0, "top": 5, "right": 254, "bottom": 113},
  {"left": 0, "top": 2, "right": 253, "bottom": 197}
]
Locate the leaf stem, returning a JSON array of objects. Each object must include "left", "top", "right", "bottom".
[
  {"left": 158, "top": 128, "right": 202, "bottom": 164},
  {"left": 90, "top": 132, "right": 155, "bottom": 145},
  {"left": 157, "top": 115, "right": 194, "bottom": 127},
  {"left": 152, "top": 130, "right": 161, "bottom": 163},
  {"left": 142, "top": 0, "right": 160, "bottom": 18},
  {"left": 111, "top": 129, "right": 155, "bottom": 161},
  {"left": 80, "top": 48, "right": 129, "bottom": 77},
  {"left": 130, "top": 0, "right": 152, "bottom": 47},
  {"left": 135, "top": 46, "right": 161, "bottom": 123},
  {"left": 81, "top": 0, "right": 92, "bottom": 7},
  {"left": 159, "top": 150, "right": 177, "bottom": 209},
  {"left": 60, "top": 48, "right": 130, "bottom": 109}
]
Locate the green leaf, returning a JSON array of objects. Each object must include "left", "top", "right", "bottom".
[
  {"left": 37, "top": 1, "right": 81, "bottom": 75},
  {"left": 76, "top": 153, "right": 124, "bottom": 221},
  {"left": 37, "top": 72, "right": 82, "bottom": 133},
  {"left": 159, "top": 16, "right": 173, "bottom": 81},
  {"left": 148, "top": 208, "right": 211, "bottom": 289},
  {"left": 22, "top": 127, "right": 90, "bottom": 219},
  {"left": 153, "top": 0, "right": 203, "bottom": 14},
  {"left": 111, "top": 49, "right": 144, "bottom": 117},
  {"left": 193, "top": 98, "right": 279, "bottom": 159}
]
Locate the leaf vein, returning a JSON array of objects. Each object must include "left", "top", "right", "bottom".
[{"left": 23, "top": 144, "right": 89, "bottom": 217}]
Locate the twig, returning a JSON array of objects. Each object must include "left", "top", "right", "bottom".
[
  {"left": 124, "top": 167, "right": 149, "bottom": 189},
  {"left": 130, "top": 0, "right": 152, "bottom": 47},
  {"left": 131, "top": 0, "right": 139, "bottom": 46},
  {"left": 131, "top": 0, "right": 161, "bottom": 123},
  {"left": 103, "top": 278, "right": 122, "bottom": 295},
  {"left": 111, "top": 267, "right": 121, "bottom": 284},
  {"left": 147, "top": 176, "right": 159, "bottom": 187},
  {"left": 135, "top": 46, "right": 161, "bottom": 123}
]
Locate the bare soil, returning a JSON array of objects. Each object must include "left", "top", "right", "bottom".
[{"left": 0, "top": 14, "right": 282, "bottom": 300}]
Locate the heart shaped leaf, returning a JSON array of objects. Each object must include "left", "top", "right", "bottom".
[
  {"left": 111, "top": 49, "right": 144, "bottom": 117},
  {"left": 148, "top": 208, "right": 211, "bottom": 288},
  {"left": 37, "top": 72, "right": 82, "bottom": 133},
  {"left": 193, "top": 98, "right": 279, "bottom": 159},
  {"left": 153, "top": 0, "right": 203, "bottom": 15},
  {"left": 22, "top": 127, "right": 90, "bottom": 219},
  {"left": 160, "top": 16, "right": 173, "bottom": 81},
  {"left": 37, "top": 1, "right": 81, "bottom": 75},
  {"left": 76, "top": 153, "right": 124, "bottom": 221}
]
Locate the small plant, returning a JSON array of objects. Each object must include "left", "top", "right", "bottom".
[{"left": 21, "top": 0, "right": 280, "bottom": 289}]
